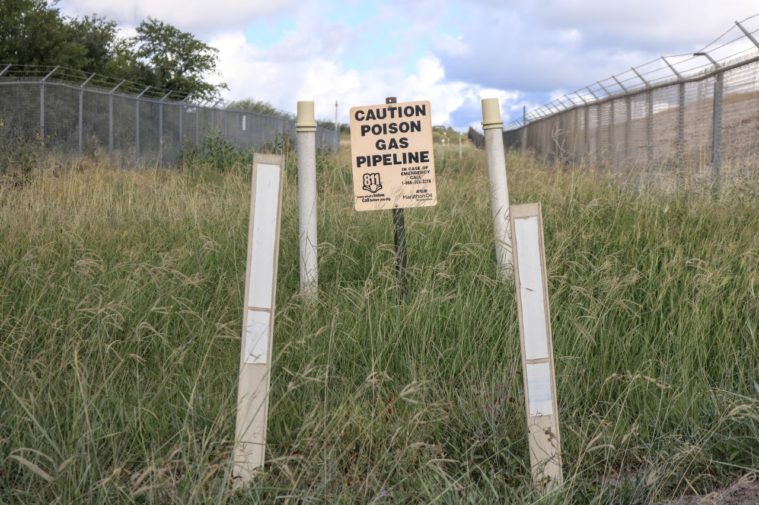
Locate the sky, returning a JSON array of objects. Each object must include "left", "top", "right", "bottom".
[{"left": 58, "top": 0, "right": 756, "bottom": 130}]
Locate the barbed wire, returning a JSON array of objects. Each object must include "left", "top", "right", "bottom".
[
  {"left": 0, "top": 63, "right": 286, "bottom": 119},
  {"left": 509, "top": 14, "right": 759, "bottom": 129}
]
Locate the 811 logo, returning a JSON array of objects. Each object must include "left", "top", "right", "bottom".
[{"left": 362, "top": 173, "right": 382, "bottom": 193}]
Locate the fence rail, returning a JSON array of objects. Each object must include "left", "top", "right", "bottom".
[
  {"left": 0, "top": 64, "right": 338, "bottom": 170},
  {"left": 504, "top": 15, "right": 759, "bottom": 192}
]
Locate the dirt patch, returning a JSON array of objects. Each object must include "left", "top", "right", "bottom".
[{"left": 666, "top": 477, "right": 759, "bottom": 505}]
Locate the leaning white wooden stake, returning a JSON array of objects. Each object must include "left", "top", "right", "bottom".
[
  {"left": 510, "top": 202, "right": 563, "bottom": 488},
  {"left": 296, "top": 101, "right": 318, "bottom": 301},
  {"left": 481, "top": 98, "right": 513, "bottom": 281},
  {"left": 233, "top": 154, "right": 284, "bottom": 485}
]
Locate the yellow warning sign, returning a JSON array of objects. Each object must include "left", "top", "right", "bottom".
[{"left": 349, "top": 100, "right": 437, "bottom": 211}]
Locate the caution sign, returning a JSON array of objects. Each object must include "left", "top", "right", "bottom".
[{"left": 349, "top": 100, "right": 437, "bottom": 211}]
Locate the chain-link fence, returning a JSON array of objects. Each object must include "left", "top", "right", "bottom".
[
  {"left": 0, "top": 64, "right": 338, "bottom": 171},
  {"left": 504, "top": 16, "right": 759, "bottom": 193}
]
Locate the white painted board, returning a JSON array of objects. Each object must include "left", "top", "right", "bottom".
[
  {"left": 248, "top": 164, "right": 281, "bottom": 309},
  {"left": 514, "top": 216, "right": 549, "bottom": 360},
  {"left": 234, "top": 154, "right": 284, "bottom": 486},
  {"left": 244, "top": 309, "right": 271, "bottom": 364},
  {"left": 511, "top": 202, "right": 563, "bottom": 487},
  {"left": 526, "top": 362, "right": 553, "bottom": 416}
]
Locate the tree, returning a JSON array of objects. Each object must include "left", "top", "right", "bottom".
[
  {"left": 66, "top": 15, "right": 119, "bottom": 74},
  {"left": 132, "top": 18, "right": 226, "bottom": 101},
  {"left": 226, "top": 99, "right": 287, "bottom": 117},
  {"left": 0, "top": 3, "right": 226, "bottom": 102},
  {"left": 0, "top": 0, "right": 81, "bottom": 66}
]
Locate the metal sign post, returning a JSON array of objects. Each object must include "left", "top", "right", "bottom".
[
  {"left": 348, "top": 96, "right": 437, "bottom": 299},
  {"left": 386, "top": 97, "right": 408, "bottom": 298}
]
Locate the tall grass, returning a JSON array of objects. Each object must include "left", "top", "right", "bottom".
[{"left": 0, "top": 146, "right": 757, "bottom": 504}]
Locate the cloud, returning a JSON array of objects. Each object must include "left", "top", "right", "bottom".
[
  {"left": 211, "top": 30, "right": 520, "bottom": 128},
  {"left": 58, "top": 0, "right": 296, "bottom": 34},
  {"left": 536, "top": 0, "right": 753, "bottom": 50},
  {"left": 60, "top": 0, "right": 754, "bottom": 130},
  {"left": 434, "top": 0, "right": 756, "bottom": 92}
]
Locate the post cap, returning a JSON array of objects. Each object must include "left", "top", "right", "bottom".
[
  {"left": 296, "top": 101, "right": 317, "bottom": 132},
  {"left": 481, "top": 98, "right": 503, "bottom": 130}
]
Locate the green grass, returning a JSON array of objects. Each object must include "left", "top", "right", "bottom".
[{"left": 0, "top": 147, "right": 757, "bottom": 504}]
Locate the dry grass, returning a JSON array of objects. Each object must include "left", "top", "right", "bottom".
[{"left": 0, "top": 146, "right": 757, "bottom": 503}]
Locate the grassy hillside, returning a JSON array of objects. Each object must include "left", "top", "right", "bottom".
[{"left": 0, "top": 148, "right": 757, "bottom": 504}]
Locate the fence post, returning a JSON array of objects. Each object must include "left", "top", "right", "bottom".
[
  {"left": 711, "top": 71, "right": 724, "bottom": 196},
  {"left": 223, "top": 108, "right": 228, "bottom": 139},
  {"left": 178, "top": 103, "right": 183, "bottom": 151},
  {"left": 108, "top": 80, "right": 125, "bottom": 156},
  {"left": 548, "top": 117, "right": 555, "bottom": 160},
  {"left": 676, "top": 82, "right": 686, "bottom": 181},
  {"left": 662, "top": 56, "right": 686, "bottom": 178},
  {"left": 135, "top": 86, "right": 150, "bottom": 163},
  {"left": 646, "top": 89, "right": 654, "bottom": 167},
  {"left": 572, "top": 108, "right": 579, "bottom": 162},
  {"left": 583, "top": 107, "right": 589, "bottom": 162},
  {"left": 625, "top": 96, "right": 632, "bottom": 165},
  {"left": 551, "top": 117, "right": 558, "bottom": 161},
  {"left": 158, "top": 91, "right": 171, "bottom": 167},
  {"left": 609, "top": 102, "right": 615, "bottom": 167},
  {"left": 159, "top": 101, "right": 163, "bottom": 166},
  {"left": 39, "top": 67, "right": 58, "bottom": 145},
  {"left": 295, "top": 101, "right": 318, "bottom": 301},
  {"left": 481, "top": 98, "right": 513, "bottom": 281},
  {"left": 612, "top": 77, "right": 629, "bottom": 168},
  {"left": 595, "top": 105, "right": 602, "bottom": 167},
  {"left": 78, "top": 89, "right": 83, "bottom": 154},
  {"left": 39, "top": 83, "right": 45, "bottom": 144},
  {"left": 108, "top": 94, "right": 113, "bottom": 155},
  {"left": 78, "top": 73, "right": 95, "bottom": 155},
  {"left": 135, "top": 101, "right": 139, "bottom": 161}
]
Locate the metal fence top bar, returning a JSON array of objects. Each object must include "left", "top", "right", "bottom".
[
  {"left": 736, "top": 20, "right": 759, "bottom": 49},
  {"left": 109, "top": 79, "right": 126, "bottom": 93},
  {"left": 0, "top": 63, "right": 189, "bottom": 100},
  {"left": 509, "top": 14, "right": 759, "bottom": 129},
  {"left": 81, "top": 72, "right": 96, "bottom": 88},
  {"left": 661, "top": 56, "right": 682, "bottom": 79},
  {"left": 41, "top": 66, "right": 59, "bottom": 82}
]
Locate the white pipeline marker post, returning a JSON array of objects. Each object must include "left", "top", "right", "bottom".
[
  {"left": 481, "top": 98, "right": 513, "bottom": 281},
  {"left": 510, "top": 203, "right": 563, "bottom": 488},
  {"left": 233, "top": 154, "right": 284, "bottom": 485},
  {"left": 296, "top": 101, "right": 318, "bottom": 301}
]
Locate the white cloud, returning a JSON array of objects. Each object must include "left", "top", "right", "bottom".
[
  {"left": 537, "top": 0, "right": 753, "bottom": 48},
  {"left": 59, "top": 0, "right": 296, "bottom": 34},
  {"left": 434, "top": 0, "right": 756, "bottom": 92},
  {"left": 60, "top": 0, "right": 756, "bottom": 129},
  {"left": 211, "top": 31, "right": 518, "bottom": 129}
]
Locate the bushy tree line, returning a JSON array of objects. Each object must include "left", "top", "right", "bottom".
[{"left": 0, "top": 0, "right": 225, "bottom": 101}]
